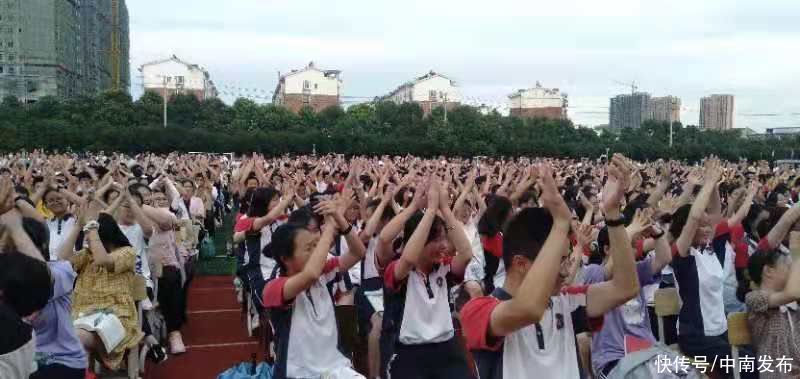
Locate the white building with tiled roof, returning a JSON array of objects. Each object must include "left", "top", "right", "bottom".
[
  {"left": 385, "top": 71, "right": 461, "bottom": 115},
  {"left": 139, "top": 55, "right": 218, "bottom": 101}
]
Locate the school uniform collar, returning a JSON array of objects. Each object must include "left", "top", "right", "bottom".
[{"left": 781, "top": 302, "right": 798, "bottom": 313}]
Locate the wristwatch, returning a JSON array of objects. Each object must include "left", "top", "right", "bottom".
[
  {"left": 605, "top": 216, "right": 626, "bottom": 227},
  {"left": 340, "top": 224, "right": 353, "bottom": 235}
]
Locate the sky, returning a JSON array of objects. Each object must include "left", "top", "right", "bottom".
[{"left": 127, "top": 0, "right": 800, "bottom": 130}]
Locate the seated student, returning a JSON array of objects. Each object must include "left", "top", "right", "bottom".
[
  {"left": 235, "top": 187, "right": 294, "bottom": 294},
  {"left": 355, "top": 191, "right": 394, "bottom": 379},
  {"left": 668, "top": 159, "right": 757, "bottom": 379},
  {"left": 61, "top": 210, "right": 143, "bottom": 370},
  {"left": 382, "top": 180, "right": 474, "bottom": 379},
  {"left": 0, "top": 210, "right": 53, "bottom": 379},
  {"left": 262, "top": 190, "right": 366, "bottom": 379},
  {"left": 20, "top": 217, "right": 88, "bottom": 379},
  {"left": 742, "top": 239, "right": 800, "bottom": 378},
  {"left": 462, "top": 156, "right": 640, "bottom": 379},
  {"left": 464, "top": 195, "right": 512, "bottom": 298},
  {"left": 583, "top": 221, "right": 672, "bottom": 378}
]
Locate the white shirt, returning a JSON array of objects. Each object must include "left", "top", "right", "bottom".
[
  {"left": 399, "top": 264, "right": 455, "bottom": 345},
  {"left": 286, "top": 264, "right": 353, "bottom": 378},
  {"left": 258, "top": 220, "right": 284, "bottom": 280},
  {"left": 503, "top": 292, "right": 586, "bottom": 379},
  {"left": 120, "top": 223, "right": 153, "bottom": 288},
  {"left": 46, "top": 216, "right": 77, "bottom": 261},
  {"left": 464, "top": 222, "right": 506, "bottom": 289}
]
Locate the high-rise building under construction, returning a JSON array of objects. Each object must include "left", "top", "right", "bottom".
[{"left": 0, "top": 0, "right": 130, "bottom": 102}]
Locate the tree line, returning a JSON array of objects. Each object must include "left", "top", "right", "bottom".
[{"left": 0, "top": 91, "right": 797, "bottom": 162}]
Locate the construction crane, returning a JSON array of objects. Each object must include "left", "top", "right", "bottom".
[
  {"left": 613, "top": 80, "right": 638, "bottom": 95},
  {"left": 110, "top": 0, "right": 121, "bottom": 91}
]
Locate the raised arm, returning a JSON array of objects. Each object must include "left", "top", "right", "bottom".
[
  {"left": 392, "top": 182, "right": 438, "bottom": 283},
  {"left": 281, "top": 218, "right": 337, "bottom": 301},
  {"left": 585, "top": 154, "right": 640, "bottom": 318},
  {"left": 0, "top": 181, "right": 44, "bottom": 261},
  {"left": 251, "top": 185, "right": 294, "bottom": 231},
  {"left": 127, "top": 190, "right": 155, "bottom": 238},
  {"left": 331, "top": 189, "right": 368, "bottom": 270},
  {"left": 452, "top": 171, "right": 475, "bottom": 216},
  {"left": 650, "top": 224, "right": 673, "bottom": 274},
  {"left": 376, "top": 188, "right": 423, "bottom": 267},
  {"left": 487, "top": 164, "right": 572, "bottom": 336},
  {"left": 674, "top": 159, "right": 723, "bottom": 257},
  {"left": 762, "top": 232, "right": 800, "bottom": 307},
  {"left": 646, "top": 165, "right": 671, "bottom": 208},
  {"left": 728, "top": 182, "right": 758, "bottom": 227},
  {"left": 14, "top": 197, "right": 45, "bottom": 224},
  {"left": 359, "top": 189, "right": 391, "bottom": 243},
  {"left": 763, "top": 202, "right": 800, "bottom": 250},
  {"left": 141, "top": 204, "right": 176, "bottom": 232},
  {"left": 438, "top": 180, "right": 473, "bottom": 279}
]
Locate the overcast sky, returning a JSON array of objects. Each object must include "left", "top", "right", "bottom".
[{"left": 127, "top": 0, "right": 800, "bottom": 130}]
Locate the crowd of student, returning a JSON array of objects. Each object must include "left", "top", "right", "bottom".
[{"left": 0, "top": 151, "right": 798, "bottom": 379}]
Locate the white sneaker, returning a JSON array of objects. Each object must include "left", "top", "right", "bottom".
[{"left": 169, "top": 332, "right": 186, "bottom": 355}]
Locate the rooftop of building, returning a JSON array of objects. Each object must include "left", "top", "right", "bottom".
[
  {"left": 138, "top": 55, "right": 210, "bottom": 76},
  {"left": 386, "top": 70, "right": 458, "bottom": 97}
]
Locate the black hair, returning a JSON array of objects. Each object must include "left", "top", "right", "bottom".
[
  {"left": 102, "top": 189, "right": 120, "bottom": 205},
  {"left": 263, "top": 223, "right": 304, "bottom": 275},
  {"left": 668, "top": 204, "right": 692, "bottom": 240},
  {"left": 287, "top": 206, "right": 316, "bottom": 229},
  {"left": 240, "top": 188, "right": 255, "bottom": 213},
  {"left": 129, "top": 191, "right": 144, "bottom": 205},
  {"left": 97, "top": 213, "right": 131, "bottom": 251},
  {"left": 502, "top": 207, "right": 554, "bottom": 269},
  {"left": 21, "top": 217, "right": 50, "bottom": 262},
  {"left": 743, "top": 204, "right": 766, "bottom": 237},
  {"left": 366, "top": 198, "right": 396, "bottom": 222},
  {"left": 755, "top": 207, "right": 788, "bottom": 242},
  {"left": 403, "top": 211, "right": 445, "bottom": 246},
  {"left": 0, "top": 252, "right": 52, "bottom": 317},
  {"left": 737, "top": 249, "right": 789, "bottom": 302},
  {"left": 247, "top": 187, "right": 279, "bottom": 218},
  {"left": 589, "top": 226, "right": 610, "bottom": 265},
  {"left": 129, "top": 183, "right": 150, "bottom": 196},
  {"left": 478, "top": 195, "right": 512, "bottom": 238}
]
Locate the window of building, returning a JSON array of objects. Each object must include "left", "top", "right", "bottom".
[
  {"left": 7, "top": 41, "right": 12, "bottom": 48},
  {"left": 175, "top": 76, "right": 184, "bottom": 85},
  {"left": 0, "top": 66, "right": 4, "bottom": 74},
  {"left": 7, "top": 53, "right": 13, "bottom": 61},
  {"left": 0, "top": 53, "right": 3, "bottom": 61},
  {"left": 303, "top": 80, "right": 310, "bottom": 90},
  {"left": 314, "top": 83, "right": 318, "bottom": 89},
  {"left": 8, "top": 65, "right": 14, "bottom": 74},
  {"left": 429, "top": 90, "right": 438, "bottom": 101}
]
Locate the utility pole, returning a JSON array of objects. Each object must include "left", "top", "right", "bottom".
[
  {"left": 161, "top": 76, "right": 169, "bottom": 128},
  {"left": 442, "top": 93, "right": 448, "bottom": 123},
  {"left": 669, "top": 122, "right": 673, "bottom": 148}
]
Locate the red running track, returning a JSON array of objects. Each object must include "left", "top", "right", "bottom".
[{"left": 146, "top": 276, "right": 259, "bottom": 379}]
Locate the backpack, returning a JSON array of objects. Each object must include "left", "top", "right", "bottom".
[{"left": 608, "top": 345, "right": 703, "bottom": 379}]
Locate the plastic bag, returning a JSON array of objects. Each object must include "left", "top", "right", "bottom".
[
  {"left": 217, "top": 362, "right": 272, "bottom": 379},
  {"left": 200, "top": 235, "right": 216, "bottom": 259}
]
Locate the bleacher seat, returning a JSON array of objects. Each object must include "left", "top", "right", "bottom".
[
  {"left": 727, "top": 312, "right": 752, "bottom": 379},
  {"left": 654, "top": 288, "right": 681, "bottom": 351}
]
